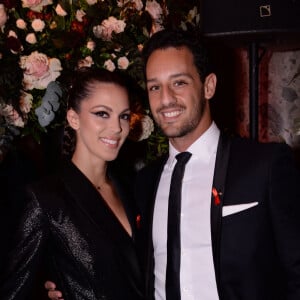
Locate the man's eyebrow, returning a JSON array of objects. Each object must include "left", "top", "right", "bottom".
[{"left": 146, "top": 73, "right": 193, "bottom": 83}]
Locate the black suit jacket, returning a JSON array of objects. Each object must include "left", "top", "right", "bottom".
[
  {"left": 0, "top": 160, "right": 144, "bottom": 300},
  {"left": 135, "top": 134, "right": 300, "bottom": 300}
]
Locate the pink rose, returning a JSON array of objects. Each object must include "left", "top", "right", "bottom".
[
  {"left": 93, "top": 16, "right": 126, "bottom": 41},
  {"left": 23, "top": 51, "right": 49, "bottom": 78},
  {"left": 23, "top": 0, "right": 42, "bottom": 7},
  {"left": 20, "top": 91, "right": 33, "bottom": 113},
  {"left": 117, "top": 56, "right": 129, "bottom": 70},
  {"left": 55, "top": 4, "right": 67, "bottom": 17},
  {"left": 16, "top": 18, "right": 27, "bottom": 29},
  {"left": 145, "top": 0, "right": 163, "bottom": 20},
  {"left": 1, "top": 104, "right": 25, "bottom": 127},
  {"left": 26, "top": 32, "right": 37, "bottom": 44},
  {"left": 104, "top": 59, "right": 116, "bottom": 72},
  {"left": 31, "top": 18, "right": 45, "bottom": 32},
  {"left": 22, "top": 0, "right": 52, "bottom": 12},
  {"left": 20, "top": 51, "right": 62, "bottom": 90}
]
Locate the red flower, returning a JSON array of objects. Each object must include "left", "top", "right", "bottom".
[
  {"left": 136, "top": 214, "right": 141, "bottom": 229},
  {"left": 1, "top": 0, "right": 17, "bottom": 9},
  {"left": 6, "top": 36, "right": 22, "bottom": 53},
  {"left": 212, "top": 187, "right": 221, "bottom": 206},
  {"left": 71, "top": 20, "right": 85, "bottom": 35},
  {"left": 44, "top": 12, "right": 52, "bottom": 21}
]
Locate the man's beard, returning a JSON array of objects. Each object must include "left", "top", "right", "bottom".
[{"left": 159, "top": 94, "right": 206, "bottom": 138}]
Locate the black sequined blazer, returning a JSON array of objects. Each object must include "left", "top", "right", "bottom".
[{"left": 0, "top": 160, "right": 144, "bottom": 300}]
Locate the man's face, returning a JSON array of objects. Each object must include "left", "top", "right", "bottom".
[{"left": 145, "top": 46, "right": 215, "bottom": 148}]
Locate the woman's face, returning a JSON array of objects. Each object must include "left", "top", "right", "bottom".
[{"left": 68, "top": 82, "right": 130, "bottom": 162}]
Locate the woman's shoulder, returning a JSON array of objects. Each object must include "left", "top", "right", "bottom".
[{"left": 25, "top": 165, "right": 68, "bottom": 209}]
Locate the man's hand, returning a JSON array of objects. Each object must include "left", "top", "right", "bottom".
[{"left": 44, "top": 281, "right": 64, "bottom": 300}]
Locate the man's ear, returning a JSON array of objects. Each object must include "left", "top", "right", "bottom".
[
  {"left": 204, "top": 73, "right": 217, "bottom": 100},
  {"left": 67, "top": 109, "right": 79, "bottom": 130}
]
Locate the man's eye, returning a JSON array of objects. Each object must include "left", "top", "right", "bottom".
[
  {"left": 121, "top": 113, "right": 131, "bottom": 121},
  {"left": 174, "top": 80, "right": 186, "bottom": 87},
  {"left": 93, "top": 111, "right": 109, "bottom": 118}
]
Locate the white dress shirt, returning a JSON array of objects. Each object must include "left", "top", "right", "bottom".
[{"left": 152, "top": 122, "right": 220, "bottom": 300}]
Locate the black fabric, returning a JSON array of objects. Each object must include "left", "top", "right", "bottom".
[
  {"left": 0, "top": 160, "right": 144, "bottom": 300},
  {"left": 135, "top": 134, "right": 300, "bottom": 300},
  {"left": 165, "top": 152, "right": 192, "bottom": 300}
]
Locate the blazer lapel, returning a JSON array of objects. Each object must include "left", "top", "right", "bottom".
[
  {"left": 59, "top": 161, "right": 143, "bottom": 295},
  {"left": 211, "top": 133, "right": 231, "bottom": 295}
]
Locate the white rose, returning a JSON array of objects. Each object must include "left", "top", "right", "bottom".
[
  {"left": 112, "top": 18, "right": 126, "bottom": 34},
  {"left": 20, "top": 92, "right": 33, "bottom": 113},
  {"left": 104, "top": 59, "right": 116, "bottom": 72},
  {"left": 55, "top": 4, "right": 67, "bottom": 16},
  {"left": 76, "top": 9, "right": 86, "bottom": 22},
  {"left": 16, "top": 18, "right": 27, "bottom": 30},
  {"left": 1, "top": 104, "right": 25, "bottom": 127},
  {"left": 137, "top": 44, "right": 143, "bottom": 52},
  {"left": 26, "top": 33, "right": 37, "bottom": 44},
  {"left": 138, "top": 115, "right": 154, "bottom": 141},
  {"left": 78, "top": 56, "right": 94, "bottom": 68},
  {"left": 133, "top": 0, "right": 143, "bottom": 11},
  {"left": 31, "top": 19, "right": 45, "bottom": 32},
  {"left": 86, "top": 40, "right": 95, "bottom": 51},
  {"left": 86, "top": 0, "right": 97, "bottom": 5},
  {"left": 93, "top": 16, "right": 126, "bottom": 41},
  {"left": 22, "top": 0, "right": 52, "bottom": 12},
  {"left": 145, "top": 0, "right": 163, "bottom": 21},
  {"left": 117, "top": 0, "right": 124, "bottom": 7},
  {"left": 8, "top": 30, "right": 17, "bottom": 38},
  {"left": 117, "top": 0, "right": 143, "bottom": 10},
  {"left": 150, "top": 21, "right": 164, "bottom": 35},
  {"left": 117, "top": 56, "right": 129, "bottom": 70}
]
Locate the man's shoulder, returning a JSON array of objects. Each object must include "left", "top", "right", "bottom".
[
  {"left": 225, "top": 133, "right": 295, "bottom": 165},
  {"left": 228, "top": 134, "right": 290, "bottom": 152}
]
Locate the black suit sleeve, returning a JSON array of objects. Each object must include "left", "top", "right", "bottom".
[{"left": 268, "top": 144, "right": 300, "bottom": 299}]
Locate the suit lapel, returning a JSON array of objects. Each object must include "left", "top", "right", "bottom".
[
  {"left": 143, "top": 156, "right": 168, "bottom": 298},
  {"left": 211, "top": 133, "right": 231, "bottom": 295}
]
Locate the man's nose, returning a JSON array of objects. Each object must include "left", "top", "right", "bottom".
[{"left": 160, "top": 85, "right": 177, "bottom": 106}]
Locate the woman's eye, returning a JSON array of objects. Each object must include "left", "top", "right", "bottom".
[
  {"left": 148, "top": 85, "right": 159, "bottom": 92},
  {"left": 93, "top": 111, "right": 109, "bottom": 118},
  {"left": 121, "top": 113, "right": 131, "bottom": 121}
]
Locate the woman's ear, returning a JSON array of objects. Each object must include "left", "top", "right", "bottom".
[
  {"left": 204, "top": 73, "right": 217, "bottom": 100},
  {"left": 67, "top": 109, "right": 79, "bottom": 130}
]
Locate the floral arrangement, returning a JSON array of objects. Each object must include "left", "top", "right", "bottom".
[{"left": 0, "top": 0, "right": 200, "bottom": 163}]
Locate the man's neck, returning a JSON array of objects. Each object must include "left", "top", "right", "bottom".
[{"left": 169, "top": 120, "right": 213, "bottom": 152}]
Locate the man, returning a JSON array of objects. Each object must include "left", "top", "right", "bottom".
[
  {"left": 135, "top": 28, "right": 300, "bottom": 300},
  {"left": 47, "top": 28, "right": 300, "bottom": 299}
]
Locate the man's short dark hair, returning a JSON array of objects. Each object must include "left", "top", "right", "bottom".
[{"left": 142, "top": 28, "right": 212, "bottom": 82}]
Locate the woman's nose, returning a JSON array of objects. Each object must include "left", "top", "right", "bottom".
[{"left": 110, "top": 118, "right": 122, "bottom": 133}]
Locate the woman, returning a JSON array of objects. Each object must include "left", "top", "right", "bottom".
[{"left": 0, "top": 68, "right": 144, "bottom": 299}]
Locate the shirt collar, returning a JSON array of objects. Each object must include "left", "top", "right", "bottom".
[{"left": 167, "top": 122, "right": 220, "bottom": 168}]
